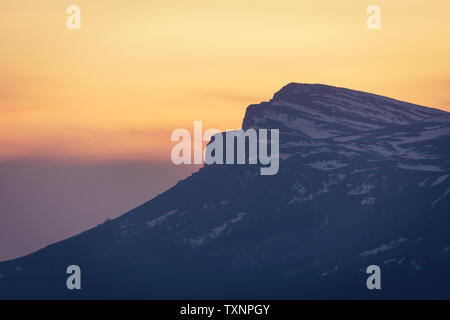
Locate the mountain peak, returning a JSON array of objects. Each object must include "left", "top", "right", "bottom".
[
  {"left": 273, "top": 82, "right": 338, "bottom": 96},
  {"left": 243, "top": 83, "right": 447, "bottom": 139}
]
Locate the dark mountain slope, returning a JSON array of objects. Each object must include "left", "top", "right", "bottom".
[{"left": 0, "top": 83, "right": 449, "bottom": 299}]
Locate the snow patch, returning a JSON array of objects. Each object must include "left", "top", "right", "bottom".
[
  {"left": 365, "top": 144, "right": 395, "bottom": 157},
  {"left": 411, "top": 260, "right": 422, "bottom": 272},
  {"left": 348, "top": 183, "right": 375, "bottom": 195},
  {"left": 260, "top": 110, "right": 336, "bottom": 139},
  {"left": 361, "top": 197, "right": 376, "bottom": 206},
  {"left": 431, "top": 175, "right": 449, "bottom": 187},
  {"left": 308, "top": 160, "right": 347, "bottom": 171},
  {"left": 350, "top": 168, "right": 378, "bottom": 175},
  {"left": 186, "top": 212, "right": 247, "bottom": 247},
  {"left": 279, "top": 153, "right": 293, "bottom": 160},
  {"left": 419, "top": 178, "right": 429, "bottom": 187},
  {"left": 392, "top": 126, "right": 450, "bottom": 146},
  {"left": 397, "top": 163, "right": 443, "bottom": 172},
  {"left": 333, "top": 135, "right": 362, "bottom": 142},
  {"left": 321, "top": 265, "right": 338, "bottom": 277},
  {"left": 384, "top": 258, "right": 397, "bottom": 264},
  {"left": 289, "top": 180, "right": 335, "bottom": 204},
  {"left": 146, "top": 210, "right": 178, "bottom": 228},
  {"left": 360, "top": 238, "right": 407, "bottom": 257},
  {"left": 432, "top": 187, "right": 450, "bottom": 207}
]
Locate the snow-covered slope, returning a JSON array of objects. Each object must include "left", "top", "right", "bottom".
[
  {"left": 243, "top": 83, "right": 445, "bottom": 138},
  {"left": 0, "top": 83, "right": 449, "bottom": 299}
]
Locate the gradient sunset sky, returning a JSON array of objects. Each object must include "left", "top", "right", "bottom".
[
  {"left": 0, "top": 1, "right": 450, "bottom": 261},
  {"left": 1, "top": 0, "right": 449, "bottom": 163}
]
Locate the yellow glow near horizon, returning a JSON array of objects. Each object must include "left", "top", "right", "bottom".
[{"left": 0, "top": 0, "right": 449, "bottom": 161}]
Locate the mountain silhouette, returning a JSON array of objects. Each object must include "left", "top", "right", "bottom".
[{"left": 1, "top": 83, "right": 449, "bottom": 299}]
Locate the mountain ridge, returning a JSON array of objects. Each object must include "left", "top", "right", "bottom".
[
  {"left": 0, "top": 84, "right": 449, "bottom": 299},
  {"left": 243, "top": 83, "right": 447, "bottom": 141}
]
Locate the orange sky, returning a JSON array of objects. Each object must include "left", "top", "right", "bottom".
[{"left": 1, "top": 0, "right": 449, "bottom": 162}]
